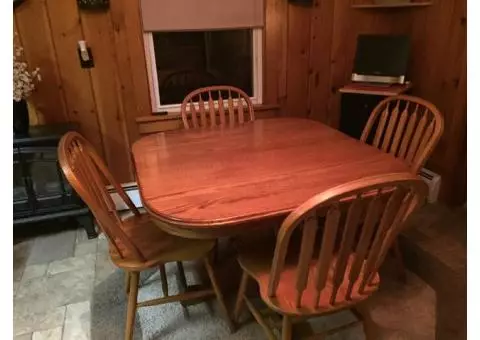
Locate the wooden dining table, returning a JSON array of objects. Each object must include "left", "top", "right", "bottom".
[{"left": 131, "top": 117, "right": 413, "bottom": 239}]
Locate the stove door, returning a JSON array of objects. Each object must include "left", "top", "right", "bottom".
[{"left": 13, "top": 146, "right": 84, "bottom": 218}]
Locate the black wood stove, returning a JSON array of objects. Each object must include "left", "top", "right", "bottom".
[{"left": 13, "top": 123, "right": 97, "bottom": 238}]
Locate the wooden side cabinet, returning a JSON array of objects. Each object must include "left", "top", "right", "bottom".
[{"left": 338, "top": 82, "right": 412, "bottom": 141}]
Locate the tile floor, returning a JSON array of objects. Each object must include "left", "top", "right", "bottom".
[
  {"left": 14, "top": 223, "right": 437, "bottom": 340},
  {"left": 14, "top": 227, "right": 111, "bottom": 340}
]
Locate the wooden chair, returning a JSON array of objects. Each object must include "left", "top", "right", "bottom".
[
  {"left": 180, "top": 85, "right": 255, "bottom": 129},
  {"left": 361, "top": 95, "right": 444, "bottom": 174},
  {"left": 58, "top": 132, "right": 234, "bottom": 340},
  {"left": 361, "top": 95, "right": 444, "bottom": 280},
  {"left": 233, "top": 173, "right": 428, "bottom": 340}
]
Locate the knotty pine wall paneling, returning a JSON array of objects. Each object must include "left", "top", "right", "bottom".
[
  {"left": 306, "top": 0, "right": 335, "bottom": 124},
  {"left": 110, "top": 0, "right": 152, "bottom": 146},
  {"left": 14, "top": 0, "right": 151, "bottom": 183},
  {"left": 44, "top": 0, "right": 103, "bottom": 156},
  {"left": 15, "top": 0, "right": 68, "bottom": 123},
  {"left": 264, "top": 0, "right": 288, "bottom": 111},
  {"left": 326, "top": 4, "right": 412, "bottom": 128},
  {"left": 80, "top": 10, "right": 133, "bottom": 181},
  {"left": 299, "top": 0, "right": 466, "bottom": 204},
  {"left": 285, "top": 3, "right": 312, "bottom": 117},
  {"left": 405, "top": 0, "right": 467, "bottom": 204},
  {"left": 14, "top": 0, "right": 466, "bottom": 204}
]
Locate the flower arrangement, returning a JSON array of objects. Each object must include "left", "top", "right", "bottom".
[{"left": 13, "top": 37, "right": 41, "bottom": 102}]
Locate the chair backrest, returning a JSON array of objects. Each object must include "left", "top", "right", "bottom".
[
  {"left": 360, "top": 95, "right": 444, "bottom": 174},
  {"left": 268, "top": 173, "right": 428, "bottom": 308},
  {"left": 58, "top": 132, "right": 147, "bottom": 262},
  {"left": 180, "top": 85, "right": 255, "bottom": 130}
]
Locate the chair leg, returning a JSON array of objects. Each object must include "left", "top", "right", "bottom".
[
  {"left": 354, "top": 303, "right": 378, "bottom": 340},
  {"left": 244, "top": 297, "right": 276, "bottom": 340},
  {"left": 282, "top": 315, "right": 292, "bottom": 340},
  {"left": 176, "top": 261, "right": 188, "bottom": 287},
  {"left": 392, "top": 240, "right": 407, "bottom": 282},
  {"left": 203, "top": 256, "right": 235, "bottom": 332},
  {"left": 159, "top": 264, "right": 169, "bottom": 296},
  {"left": 176, "top": 261, "right": 190, "bottom": 319},
  {"left": 124, "top": 271, "right": 131, "bottom": 295},
  {"left": 125, "top": 271, "right": 139, "bottom": 340},
  {"left": 234, "top": 270, "right": 249, "bottom": 323},
  {"left": 213, "top": 239, "right": 219, "bottom": 264}
]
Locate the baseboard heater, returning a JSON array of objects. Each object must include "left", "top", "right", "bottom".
[
  {"left": 108, "top": 182, "right": 143, "bottom": 210},
  {"left": 419, "top": 168, "right": 441, "bottom": 203}
]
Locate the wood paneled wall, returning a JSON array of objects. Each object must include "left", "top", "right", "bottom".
[
  {"left": 280, "top": 0, "right": 466, "bottom": 204},
  {"left": 14, "top": 0, "right": 151, "bottom": 183},
  {"left": 14, "top": 0, "right": 466, "bottom": 205}
]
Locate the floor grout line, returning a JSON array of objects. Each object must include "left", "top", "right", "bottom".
[{"left": 60, "top": 303, "right": 67, "bottom": 340}]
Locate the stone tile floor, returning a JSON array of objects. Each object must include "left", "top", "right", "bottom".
[
  {"left": 14, "top": 224, "right": 437, "bottom": 340},
  {"left": 13, "top": 227, "right": 109, "bottom": 340}
]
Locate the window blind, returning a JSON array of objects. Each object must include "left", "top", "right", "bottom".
[{"left": 140, "top": 0, "right": 265, "bottom": 32}]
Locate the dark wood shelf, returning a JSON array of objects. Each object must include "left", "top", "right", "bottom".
[
  {"left": 339, "top": 82, "right": 412, "bottom": 96},
  {"left": 352, "top": 2, "right": 433, "bottom": 9}
]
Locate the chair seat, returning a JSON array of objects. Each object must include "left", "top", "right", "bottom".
[
  {"left": 109, "top": 213, "right": 216, "bottom": 270},
  {"left": 237, "top": 241, "right": 380, "bottom": 316}
]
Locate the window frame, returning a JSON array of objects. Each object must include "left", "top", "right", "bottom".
[{"left": 143, "top": 28, "right": 263, "bottom": 114}]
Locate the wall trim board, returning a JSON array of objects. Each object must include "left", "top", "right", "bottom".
[
  {"left": 136, "top": 104, "right": 280, "bottom": 123},
  {"left": 135, "top": 104, "right": 281, "bottom": 135}
]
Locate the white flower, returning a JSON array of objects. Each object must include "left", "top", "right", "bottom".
[{"left": 13, "top": 36, "right": 41, "bottom": 102}]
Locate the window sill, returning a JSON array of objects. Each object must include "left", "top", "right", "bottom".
[{"left": 135, "top": 104, "right": 280, "bottom": 123}]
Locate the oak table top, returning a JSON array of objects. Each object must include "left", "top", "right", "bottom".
[{"left": 132, "top": 118, "right": 413, "bottom": 238}]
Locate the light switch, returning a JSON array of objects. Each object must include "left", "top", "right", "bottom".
[{"left": 77, "top": 41, "right": 94, "bottom": 69}]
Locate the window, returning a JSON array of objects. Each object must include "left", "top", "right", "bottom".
[{"left": 144, "top": 28, "right": 263, "bottom": 112}]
